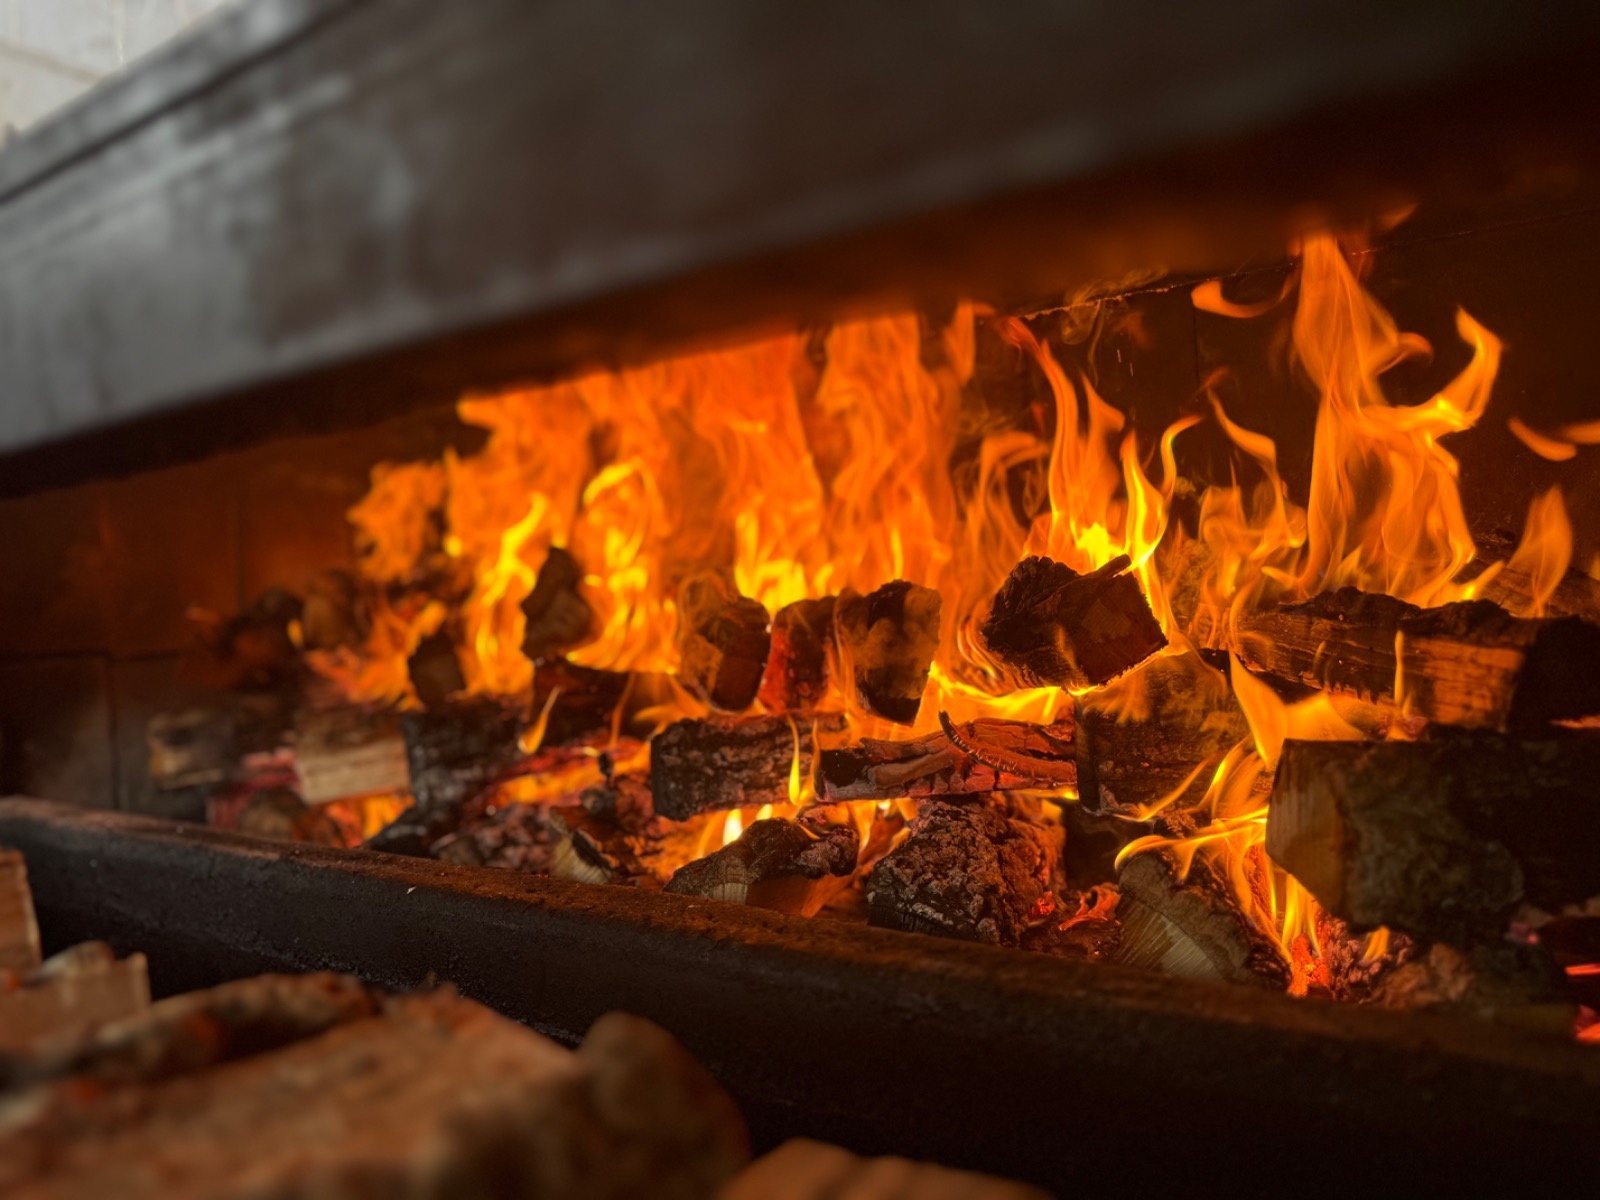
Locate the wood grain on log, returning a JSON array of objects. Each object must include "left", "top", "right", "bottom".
[
  {"left": 1268, "top": 734, "right": 1600, "bottom": 943},
  {"left": 758, "top": 597, "right": 836, "bottom": 714},
  {"left": 835, "top": 580, "right": 941, "bottom": 724},
  {"left": 819, "top": 717, "right": 1075, "bottom": 801},
  {"left": 1221, "top": 587, "right": 1600, "bottom": 732},
  {"left": 867, "top": 801, "right": 1061, "bottom": 946},
  {"left": 980, "top": 554, "right": 1167, "bottom": 690},
  {"left": 650, "top": 714, "right": 846, "bottom": 821},
  {"left": 294, "top": 706, "right": 411, "bottom": 805},
  {"left": 677, "top": 571, "right": 772, "bottom": 712},
  {"left": 666, "top": 819, "right": 860, "bottom": 915}
]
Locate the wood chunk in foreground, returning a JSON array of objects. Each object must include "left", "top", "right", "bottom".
[
  {"left": 0, "top": 849, "right": 41, "bottom": 972},
  {"left": 1268, "top": 734, "right": 1600, "bottom": 943},
  {"left": 980, "top": 554, "right": 1167, "bottom": 690},
  {"left": 819, "top": 716, "right": 1075, "bottom": 801},
  {"left": 1112, "top": 851, "right": 1289, "bottom": 989},
  {"left": 1225, "top": 587, "right": 1600, "bottom": 732},
  {"left": 0, "top": 943, "right": 151, "bottom": 1056},
  {"left": 677, "top": 570, "right": 772, "bottom": 712},
  {"left": 867, "top": 801, "right": 1061, "bottom": 946},
  {"left": 723, "top": 1138, "right": 1050, "bottom": 1200},
  {"left": 666, "top": 819, "right": 860, "bottom": 916},
  {"left": 0, "top": 985, "right": 748, "bottom": 1200},
  {"left": 758, "top": 596, "right": 836, "bottom": 714},
  {"left": 650, "top": 713, "right": 845, "bottom": 821},
  {"left": 834, "top": 580, "right": 941, "bottom": 724}
]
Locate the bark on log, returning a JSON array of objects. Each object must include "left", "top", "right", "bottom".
[
  {"left": 294, "top": 706, "right": 411, "bottom": 805},
  {"left": 1112, "top": 850, "right": 1290, "bottom": 989},
  {"left": 520, "top": 547, "right": 595, "bottom": 663},
  {"left": 665, "top": 819, "right": 860, "bottom": 916},
  {"left": 1223, "top": 587, "right": 1600, "bottom": 732},
  {"left": 980, "top": 554, "right": 1167, "bottom": 690},
  {"left": 650, "top": 714, "right": 846, "bottom": 821},
  {"left": 835, "top": 580, "right": 941, "bottom": 724},
  {"left": 818, "top": 717, "right": 1075, "bottom": 801},
  {"left": 1269, "top": 734, "right": 1600, "bottom": 943},
  {"left": 401, "top": 698, "right": 524, "bottom": 813},
  {"left": 758, "top": 597, "right": 836, "bottom": 714},
  {"left": 866, "top": 801, "right": 1062, "bottom": 946},
  {"left": 676, "top": 570, "right": 772, "bottom": 712},
  {"left": 0, "top": 849, "right": 41, "bottom": 973}
]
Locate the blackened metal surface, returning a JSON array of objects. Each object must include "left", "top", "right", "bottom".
[
  {"left": 4, "top": 1, "right": 1600, "bottom": 490},
  {"left": 1, "top": 798, "right": 1596, "bottom": 1192}
]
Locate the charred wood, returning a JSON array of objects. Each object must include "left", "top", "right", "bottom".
[
  {"left": 835, "top": 580, "right": 941, "bottom": 724},
  {"left": 532, "top": 659, "right": 633, "bottom": 747},
  {"left": 650, "top": 714, "right": 846, "bottom": 821},
  {"left": 677, "top": 570, "right": 772, "bottom": 712},
  {"left": 819, "top": 716, "right": 1075, "bottom": 801},
  {"left": 666, "top": 819, "right": 860, "bottom": 916},
  {"left": 758, "top": 596, "right": 836, "bottom": 714},
  {"left": 1369, "top": 942, "right": 1573, "bottom": 1031},
  {"left": 866, "top": 800, "right": 1062, "bottom": 946},
  {"left": 1268, "top": 734, "right": 1600, "bottom": 944},
  {"left": 1224, "top": 587, "right": 1600, "bottom": 732},
  {"left": 401, "top": 697, "right": 523, "bottom": 813},
  {"left": 406, "top": 627, "right": 466, "bottom": 709},
  {"left": 1113, "top": 850, "right": 1290, "bottom": 989},
  {"left": 520, "top": 546, "right": 595, "bottom": 663},
  {"left": 980, "top": 554, "right": 1166, "bottom": 690}
]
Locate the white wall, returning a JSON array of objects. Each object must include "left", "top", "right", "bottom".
[{"left": 0, "top": 0, "right": 234, "bottom": 140}]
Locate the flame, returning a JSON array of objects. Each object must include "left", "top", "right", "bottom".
[{"left": 1501, "top": 486, "right": 1573, "bottom": 617}]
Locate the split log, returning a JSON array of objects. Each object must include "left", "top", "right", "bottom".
[
  {"left": 818, "top": 716, "right": 1075, "bottom": 801},
  {"left": 1469, "top": 561, "right": 1600, "bottom": 622},
  {"left": 401, "top": 697, "right": 523, "bottom": 812},
  {"left": 0, "top": 943, "right": 152, "bottom": 1055},
  {"left": 406, "top": 627, "right": 465, "bottom": 709},
  {"left": 835, "top": 580, "right": 941, "bottom": 724},
  {"left": 665, "top": 819, "right": 859, "bottom": 916},
  {"left": 1268, "top": 734, "right": 1600, "bottom": 943},
  {"left": 676, "top": 570, "right": 772, "bottom": 712},
  {"left": 1112, "top": 850, "right": 1290, "bottom": 989},
  {"left": 520, "top": 546, "right": 595, "bottom": 663},
  {"left": 531, "top": 659, "right": 632, "bottom": 747},
  {"left": 758, "top": 596, "right": 836, "bottom": 714},
  {"left": 1073, "top": 656, "right": 1248, "bottom": 816},
  {"left": 724, "top": 1138, "right": 1049, "bottom": 1200},
  {"left": 979, "top": 554, "right": 1167, "bottom": 690},
  {"left": 0, "top": 986, "right": 749, "bottom": 1200},
  {"left": 866, "top": 801, "right": 1062, "bottom": 946},
  {"left": 0, "top": 849, "right": 41, "bottom": 972},
  {"left": 650, "top": 714, "right": 846, "bottom": 821},
  {"left": 294, "top": 706, "right": 411, "bottom": 804},
  {"left": 1223, "top": 587, "right": 1600, "bottom": 732},
  {"left": 146, "top": 708, "right": 235, "bottom": 790}
]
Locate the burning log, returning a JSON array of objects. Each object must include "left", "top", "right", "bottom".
[
  {"left": 546, "top": 775, "right": 703, "bottom": 887},
  {"left": 531, "top": 659, "right": 633, "bottom": 747},
  {"left": 520, "top": 546, "right": 595, "bottom": 663},
  {"left": 757, "top": 596, "right": 836, "bottom": 714},
  {"left": 818, "top": 715, "right": 1075, "bottom": 801},
  {"left": 979, "top": 554, "right": 1167, "bottom": 691},
  {"left": 1267, "top": 734, "right": 1600, "bottom": 943},
  {"left": 866, "top": 801, "right": 1062, "bottom": 946},
  {"left": 650, "top": 714, "right": 845, "bottom": 821},
  {"left": 1, "top": 849, "right": 41, "bottom": 972},
  {"left": 1112, "top": 850, "right": 1290, "bottom": 989},
  {"left": 665, "top": 819, "right": 860, "bottom": 916},
  {"left": 294, "top": 706, "right": 411, "bottom": 805},
  {"left": 676, "top": 570, "right": 772, "bottom": 712},
  {"left": 1072, "top": 657, "right": 1248, "bottom": 816},
  {"left": 406, "top": 627, "right": 465, "bottom": 708},
  {"left": 1224, "top": 587, "right": 1600, "bottom": 732},
  {"left": 401, "top": 697, "right": 523, "bottom": 813},
  {"left": 834, "top": 580, "right": 941, "bottom": 724}
]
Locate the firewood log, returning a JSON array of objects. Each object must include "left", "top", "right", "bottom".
[
  {"left": 676, "top": 570, "right": 772, "bottom": 712},
  {"left": 1368, "top": 941, "right": 1573, "bottom": 1031},
  {"left": 1268, "top": 734, "right": 1600, "bottom": 943},
  {"left": 723, "top": 1138, "right": 1050, "bottom": 1200},
  {"left": 1112, "top": 850, "right": 1290, "bottom": 989},
  {"left": 520, "top": 546, "right": 595, "bottom": 663},
  {"left": 818, "top": 716, "right": 1075, "bottom": 801},
  {"left": 665, "top": 819, "right": 859, "bottom": 916},
  {"left": 834, "top": 580, "right": 941, "bottom": 724},
  {"left": 0, "top": 943, "right": 152, "bottom": 1056},
  {"left": 980, "top": 554, "right": 1167, "bottom": 690},
  {"left": 530, "top": 659, "right": 634, "bottom": 746},
  {"left": 401, "top": 697, "right": 523, "bottom": 812},
  {"left": 1470, "top": 561, "right": 1600, "bottom": 622},
  {"left": 0, "top": 849, "right": 41, "bottom": 973},
  {"left": 866, "top": 801, "right": 1062, "bottom": 946},
  {"left": 0, "top": 985, "right": 749, "bottom": 1200},
  {"left": 650, "top": 714, "right": 846, "bottom": 821},
  {"left": 757, "top": 596, "right": 836, "bottom": 714},
  {"left": 294, "top": 705, "right": 411, "bottom": 804},
  {"left": 1220, "top": 587, "right": 1600, "bottom": 732},
  {"left": 406, "top": 627, "right": 466, "bottom": 708},
  {"left": 545, "top": 776, "right": 703, "bottom": 887}
]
